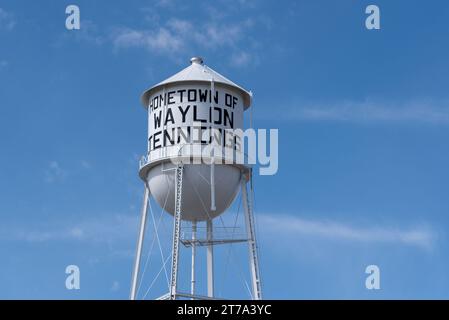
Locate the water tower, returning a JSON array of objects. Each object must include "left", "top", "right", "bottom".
[{"left": 130, "top": 57, "right": 262, "bottom": 300}]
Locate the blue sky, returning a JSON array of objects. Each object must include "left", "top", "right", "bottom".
[{"left": 1, "top": 0, "right": 449, "bottom": 299}]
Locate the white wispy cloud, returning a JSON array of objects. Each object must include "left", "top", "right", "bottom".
[
  {"left": 44, "top": 161, "right": 67, "bottom": 183},
  {"left": 111, "top": 19, "right": 245, "bottom": 54},
  {"left": 230, "top": 51, "right": 252, "bottom": 67},
  {"left": 73, "top": 20, "right": 105, "bottom": 45},
  {"left": 50, "top": 1, "right": 266, "bottom": 66},
  {"left": 271, "top": 100, "right": 449, "bottom": 124},
  {"left": 3, "top": 214, "right": 138, "bottom": 244},
  {"left": 111, "top": 12, "right": 259, "bottom": 65},
  {"left": 0, "top": 8, "right": 15, "bottom": 30},
  {"left": 80, "top": 160, "right": 92, "bottom": 169},
  {"left": 258, "top": 214, "right": 436, "bottom": 250},
  {"left": 112, "top": 26, "right": 183, "bottom": 54},
  {"left": 54, "top": 20, "right": 105, "bottom": 46},
  {"left": 155, "top": 0, "right": 176, "bottom": 8},
  {"left": 111, "top": 280, "right": 120, "bottom": 292},
  {"left": 4, "top": 210, "right": 436, "bottom": 254}
]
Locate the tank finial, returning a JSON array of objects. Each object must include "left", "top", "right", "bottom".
[{"left": 190, "top": 57, "right": 204, "bottom": 65}]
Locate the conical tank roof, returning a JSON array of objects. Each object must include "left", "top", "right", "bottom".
[{"left": 141, "top": 57, "right": 252, "bottom": 109}]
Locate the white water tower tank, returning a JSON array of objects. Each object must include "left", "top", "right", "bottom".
[{"left": 139, "top": 57, "right": 252, "bottom": 221}]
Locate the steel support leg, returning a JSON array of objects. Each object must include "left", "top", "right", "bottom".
[
  {"left": 207, "top": 219, "right": 214, "bottom": 298},
  {"left": 191, "top": 221, "right": 197, "bottom": 298},
  {"left": 241, "top": 173, "right": 262, "bottom": 300},
  {"left": 130, "top": 186, "right": 150, "bottom": 300}
]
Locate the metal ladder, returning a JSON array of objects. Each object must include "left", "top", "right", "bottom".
[{"left": 169, "top": 163, "right": 184, "bottom": 300}]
